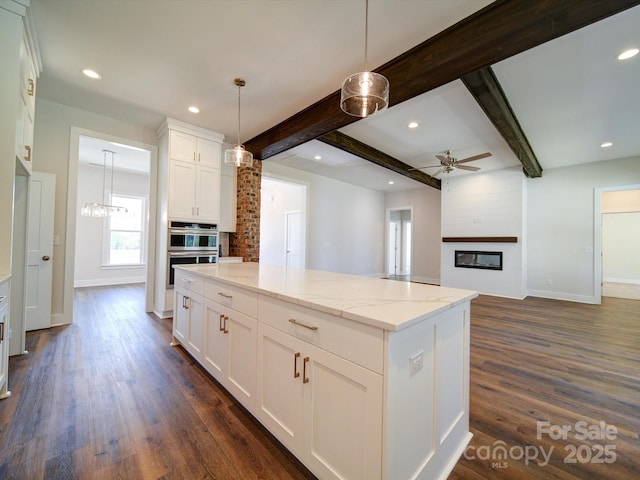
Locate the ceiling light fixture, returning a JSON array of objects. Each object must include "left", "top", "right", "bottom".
[
  {"left": 80, "top": 150, "right": 128, "bottom": 217},
  {"left": 408, "top": 121, "right": 418, "bottom": 129},
  {"left": 600, "top": 142, "right": 613, "bottom": 148},
  {"left": 224, "top": 78, "right": 253, "bottom": 167},
  {"left": 617, "top": 48, "right": 639, "bottom": 60},
  {"left": 314, "top": 155, "right": 322, "bottom": 160},
  {"left": 82, "top": 69, "right": 102, "bottom": 79},
  {"left": 388, "top": 181, "right": 394, "bottom": 185},
  {"left": 340, "top": 0, "right": 389, "bottom": 118},
  {"left": 188, "top": 106, "right": 200, "bottom": 113}
]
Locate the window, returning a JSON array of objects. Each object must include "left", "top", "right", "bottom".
[{"left": 106, "top": 194, "right": 145, "bottom": 265}]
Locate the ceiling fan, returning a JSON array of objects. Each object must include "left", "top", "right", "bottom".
[{"left": 410, "top": 150, "right": 492, "bottom": 177}]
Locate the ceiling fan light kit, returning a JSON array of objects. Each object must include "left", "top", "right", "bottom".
[
  {"left": 224, "top": 78, "right": 254, "bottom": 167},
  {"left": 340, "top": 0, "right": 389, "bottom": 118}
]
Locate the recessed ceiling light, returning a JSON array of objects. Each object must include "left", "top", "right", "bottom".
[
  {"left": 388, "top": 181, "right": 394, "bottom": 185},
  {"left": 82, "top": 69, "right": 102, "bottom": 79},
  {"left": 314, "top": 155, "right": 322, "bottom": 160},
  {"left": 408, "top": 122, "right": 419, "bottom": 129},
  {"left": 188, "top": 106, "right": 200, "bottom": 113},
  {"left": 600, "top": 142, "right": 613, "bottom": 148},
  {"left": 617, "top": 48, "right": 639, "bottom": 60}
]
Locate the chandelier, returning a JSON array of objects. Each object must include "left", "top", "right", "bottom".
[{"left": 80, "top": 149, "right": 128, "bottom": 217}]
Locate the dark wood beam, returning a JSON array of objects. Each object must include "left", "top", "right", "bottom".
[
  {"left": 461, "top": 67, "right": 543, "bottom": 178},
  {"left": 246, "top": 0, "right": 640, "bottom": 160},
  {"left": 318, "top": 131, "right": 441, "bottom": 190}
]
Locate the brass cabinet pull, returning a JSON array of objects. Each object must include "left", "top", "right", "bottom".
[
  {"left": 193, "top": 152, "right": 196, "bottom": 162},
  {"left": 25, "top": 145, "right": 32, "bottom": 162},
  {"left": 288, "top": 318, "right": 318, "bottom": 331},
  {"left": 218, "top": 292, "right": 232, "bottom": 299},
  {"left": 219, "top": 314, "right": 225, "bottom": 332},
  {"left": 183, "top": 296, "right": 190, "bottom": 310},
  {"left": 223, "top": 315, "right": 229, "bottom": 334},
  {"left": 0, "top": 322, "right": 4, "bottom": 342},
  {"left": 293, "top": 352, "right": 300, "bottom": 378},
  {"left": 303, "top": 356, "right": 310, "bottom": 384},
  {"left": 42, "top": 255, "right": 50, "bottom": 261},
  {"left": 27, "top": 78, "right": 34, "bottom": 96}
]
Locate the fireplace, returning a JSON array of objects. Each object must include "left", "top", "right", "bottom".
[{"left": 455, "top": 250, "right": 503, "bottom": 270}]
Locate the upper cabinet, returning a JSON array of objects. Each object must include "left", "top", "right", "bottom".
[
  {"left": 167, "top": 129, "right": 221, "bottom": 223},
  {"left": 15, "top": 32, "right": 37, "bottom": 174},
  {"left": 158, "top": 119, "right": 225, "bottom": 224}
]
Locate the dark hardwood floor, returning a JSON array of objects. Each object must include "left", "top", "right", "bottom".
[{"left": 0, "top": 285, "right": 638, "bottom": 479}]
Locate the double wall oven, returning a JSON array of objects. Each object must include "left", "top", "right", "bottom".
[{"left": 167, "top": 221, "right": 218, "bottom": 287}]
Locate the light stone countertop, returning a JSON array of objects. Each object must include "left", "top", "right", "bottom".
[
  {"left": 175, "top": 263, "right": 477, "bottom": 331},
  {"left": 0, "top": 274, "right": 11, "bottom": 285}
]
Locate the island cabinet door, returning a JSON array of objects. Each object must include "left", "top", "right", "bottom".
[
  {"left": 303, "top": 344, "right": 383, "bottom": 480},
  {"left": 203, "top": 299, "right": 227, "bottom": 381},
  {"left": 256, "top": 323, "right": 306, "bottom": 457},
  {"left": 204, "top": 298, "right": 257, "bottom": 411},
  {"left": 173, "top": 288, "right": 189, "bottom": 344},
  {"left": 173, "top": 287, "right": 204, "bottom": 361}
]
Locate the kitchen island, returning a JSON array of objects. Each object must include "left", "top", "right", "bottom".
[{"left": 172, "top": 262, "right": 477, "bottom": 480}]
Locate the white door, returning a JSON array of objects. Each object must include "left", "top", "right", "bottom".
[
  {"left": 285, "top": 210, "right": 302, "bottom": 268},
  {"left": 26, "top": 172, "right": 56, "bottom": 331}
]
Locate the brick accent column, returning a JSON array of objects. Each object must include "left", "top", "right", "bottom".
[{"left": 229, "top": 161, "right": 262, "bottom": 262}]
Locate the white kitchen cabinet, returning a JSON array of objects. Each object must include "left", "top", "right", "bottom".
[
  {"left": 0, "top": 277, "right": 11, "bottom": 399},
  {"left": 171, "top": 263, "right": 475, "bottom": 480},
  {"left": 15, "top": 34, "right": 37, "bottom": 174},
  {"left": 203, "top": 298, "right": 257, "bottom": 411},
  {"left": 257, "top": 316, "right": 383, "bottom": 480},
  {"left": 165, "top": 124, "right": 223, "bottom": 223},
  {"left": 172, "top": 270, "right": 204, "bottom": 361}
]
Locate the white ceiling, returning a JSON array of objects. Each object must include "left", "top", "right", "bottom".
[{"left": 31, "top": 1, "right": 640, "bottom": 192}]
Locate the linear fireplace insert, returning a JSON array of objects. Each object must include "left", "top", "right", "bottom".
[{"left": 455, "top": 250, "right": 503, "bottom": 270}]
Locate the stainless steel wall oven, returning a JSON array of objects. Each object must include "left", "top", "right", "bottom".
[{"left": 167, "top": 221, "right": 218, "bottom": 287}]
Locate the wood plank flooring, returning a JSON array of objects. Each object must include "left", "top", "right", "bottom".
[{"left": 0, "top": 285, "right": 638, "bottom": 479}]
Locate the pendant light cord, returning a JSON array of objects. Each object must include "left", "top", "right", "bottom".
[
  {"left": 236, "top": 83, "right": 241, "bottom": 146},
  {"left": 364, "top": 0, "right": 369, "bottom": 71},
  {"left": 102, "top": 150, "right": 108, "bottom": 205}
]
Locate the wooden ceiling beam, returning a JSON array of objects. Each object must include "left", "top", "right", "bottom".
[
  {"left": 317, "top": 131, "right": 441, "bottom": 190},
  {"left": 245, "top": 0, "right": 640, "bottom": 161},
  {"left": 462, "top": 67, "right": 543, "bottom": 178}
]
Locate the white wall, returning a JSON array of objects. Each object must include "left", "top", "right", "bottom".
[
  {"left": 32, "top": 98, "right": 157, "bottom": 323},
  {"left": 260, "top": 176, "right": 306, "bottom": 267},
  {"left": 74, "top": 164, "right": 149, "bottom": 287},
  {"left": 527, "top": 156, "right": 640, "bottom": 303},
  {"left": 262, "top": 162, "right": 385, "bottom": 276},
  {"left": 385, "top": 187, "right": 441, "bottom": 283},
  {"left": 440, "top": 167, "right": 526, "bottom": 298}
]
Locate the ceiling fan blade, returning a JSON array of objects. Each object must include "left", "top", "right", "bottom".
[
  {"left": 435, "top": 154, "right": 448, "bottom": 163},
  {"left": 456, "top": 165, "right": 481, "bottom": 171},
  {"left": 408, "top": 165, "right": 441, "bottom": 171},
  {"left": 432, "top": 168, "right": 444, "bottom": 177},
  {"left": 456, "top": 152, "right": 492, "bottom": 164}
]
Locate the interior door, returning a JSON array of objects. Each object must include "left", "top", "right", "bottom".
[
  {"left": 26, "top": 171, "right": 56, "bottom": 331},
  {"left": 285, "top": 210, "right": 302, "bottom": 268}
]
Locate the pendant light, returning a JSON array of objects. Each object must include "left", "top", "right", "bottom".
[
  {"left": 224, "top": 78, "right": 254, "bottom": 167},
  {"left": 80, "top": 149, "right": 128, "bottom": 217},
  {"left": 340, "top": 0, "right": 389, "bottom": 117}
]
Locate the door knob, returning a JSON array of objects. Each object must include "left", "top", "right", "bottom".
[{"left": 42, "top": 255, "right": 50, "bottom": 261}]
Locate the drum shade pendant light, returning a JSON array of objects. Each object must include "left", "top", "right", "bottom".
[
  {"left": 340, "top": 0, "right": 389, "bottom": 117},
  {"left": 80, "top": 149, "right": 128, "bottom": 217},
  {"left": 224, "top": 78, "right": 253, "bottom": 167}
]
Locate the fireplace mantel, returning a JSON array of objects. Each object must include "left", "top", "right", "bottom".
[{"left": 442, "top": 236, "right": 518, "bottom": 243}]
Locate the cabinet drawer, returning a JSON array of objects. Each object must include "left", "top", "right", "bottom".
[
  {"left": 258, "top": 295, "right": 383, "bottom": 374},
  {"left": 206, "top": 280, "right": 258, "bottom": 318},
  {"left": 174, "top": 269, "right": 204, "bottom": 296}
]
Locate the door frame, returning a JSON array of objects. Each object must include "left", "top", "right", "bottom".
[
  {"left": 385, "top": 207, "right": 413, "bottom": 278},
  {"left": 594, "top": 183, "right": 640, "bottom": 304},
  {"left": 63, "top": 127, "right": 158, "bottom": 324}
]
